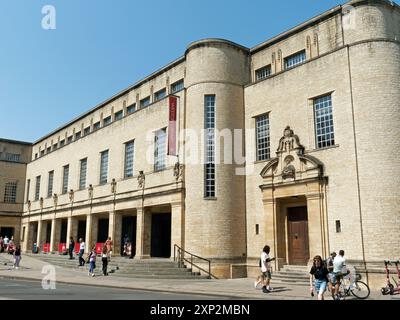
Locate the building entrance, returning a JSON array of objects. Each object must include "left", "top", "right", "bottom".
[
  {"left": 151, "top": 213, "right": 171, "bottom": 258},
  {"left": 288, "top": 206, "right": 309, "bottom": 265}
]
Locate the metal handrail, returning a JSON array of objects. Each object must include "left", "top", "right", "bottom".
[{"left": 173, "top": 244, "right": 215, "bottom": 279}]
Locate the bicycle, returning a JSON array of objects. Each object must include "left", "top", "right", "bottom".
[{"left": 336, "top": 273, "right": 370, "bottom": 300}]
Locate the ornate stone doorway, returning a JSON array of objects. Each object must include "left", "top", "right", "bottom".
[{"left": 287, "top": 206, "right": 309, "bottom": 265}]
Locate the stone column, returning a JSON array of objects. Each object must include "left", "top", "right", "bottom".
[
  {"left": 171, "top": 202, "right": 185, "bottom": 259},
  {"left": 36, "top": 219, "right": 43, "bottom": 250},
  {"left": 85, "top": 214, "right": 93, "bottom": 253},
  {"left": 22, "top": 223, "right": 30, "bottom": 252},
  {"left": 306, "top": 189, "right": 326, "bottom": 260},
  {"left": 108, "top": 211, "right": 122, "bottom": 255},
  {"left": 66, "top": 217, "right": 79, "bottom": 244},
  {"left": 135, "top": 207, "right": 151, "bottom": 259},
  {"left": 262, "top": 197, "right": 278, "bottom": 271},
  {"left": 49, "top": 219, "right": 58, "bottom": 253}
]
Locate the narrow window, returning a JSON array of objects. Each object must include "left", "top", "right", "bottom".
[
  {"left": 256, "top": 114, "right": 270, "bottom": 161},
  {"left": 59, "top": 140, "right": 65, "bottom": 147},
  {"left": 26, "top": 179, "right": 30, "bottom": 203},
  {"left": 99, "top": 150, "right": 109, "bottom": 185},
  {"left": 124, "top": 141, "right": 135, "bottom": 178},
  {"left": 154, "top": 129, "right": 167, "bottom": 172},
  {"left": 127, "top": 103, "right": 136, "bottom": 114},
  {"left": 75, "top": 131, "right": 81, "bottom": 140},
  {"left": 204, "top": 95, "right": 216, "bottom": 198},
  {"left": 47, "top": 171, "right": 54, "bottom": 198},
  {"left": 336, "top": 220, "right": 341, "bottom": 233},
  {"left": 79, "top": 158, "right": 88, "bottom": 189},
  {"left": 67, "top": 136, "right": 73, "bottom": 144},
  {"left": 103, "top": 116, "right": 112, "bottom": 126},
  {"left": 46, "top": 146, "right": 51, "bottom": 154},
  {"left": 255, "top": 224, "right": 259, "bottom": 235},
  {"left": 35, "top": 176, "right": 41, "bottom": 201},
  {"left": 62, "top": 165, "right": 69, "bottom": 194},
  {"left": 93, "top": 122, "right": 101, "bottom": 131},
  {"left": 83, "top": 126, "right": 91, "bottom": 136},
  {"left": 314, "top": 94, "right": 335, "bottom": 149}
]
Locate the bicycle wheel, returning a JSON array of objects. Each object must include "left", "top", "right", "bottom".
[{"left": 350, "top": 281, "right": 370, "bottom": 299}]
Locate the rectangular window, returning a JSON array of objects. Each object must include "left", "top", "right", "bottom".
[
  {"left": 21, "top": 227, "right": 25, "bottom": 241},
  {"left": 284, "top": 50, "right": 306, "bottom": 69},
  {"left": 79, "top": 158, "right": 87, "bottom": 190},
  {"left": 35, "top": 153, "right": 38, "bottom": 159},
  {"left": 140, "top": 96, "right": 150, "bottom": 108},
  {"left": 314, "top": 95, "right": 335, "bottom": 149},
  {"left": 204, "top": 95, "right": 216, "bottom": 198},
  {"left": 26, "top": 179, "right": 30, "bottom": 203},
  {"left": 47, "top": 171, "right": 54, "bottom": 198},
  {"left": 67, "top": 136, "right": 73, "bottom": 144},
  {"left": 75, "top": 131, "right": 81, "bottom": 140},
  {"left": 40, "top": 150, "right": 45, "bottom": 157},
  {"left": 103, "top": 116, "right": 112, "bottom": 126},
  {"left": 127, "top": 103, "right": 136, "bottom": 114},
  {"left": 154, "top": 88, "right": 166, "bottom": 102},
  {"left": 93, "top": 122, "right": 101, "bottom": 131},
  {"left": 124, "top": 141, "right": 135, "bottom": 178},
  {"left": 59, "top": 140, "right": 65, "bottom": 147},
  {"left": 53, "top": 143, "right": 58, "bottom": 151},
  {"left": 99, "top": 150, "right": 109, "bottom": 185},
  {"left": 255, "top": 65, "right": 271, "bottom": 81},
  {"left": 336, "top": 220, "right": 341, "bottom": 233},
  {"left": 62, "top": 165, "right": 69, "bottom": 194},
  {"left": 171, "top": 79, "right": 184, "bottom": 93},
  {"left": 154, "top": 129, "right": 167, "bottom": 172},
  {"left": 5, "top": 153, "right": 21, "bottom": 162},
  {"left": 35, "top": 176, "right": 41, "bottom": 201},
  {"left": 4, "top": 182, "right": 17, "bottom": 203},
  {"left": 114, "top": 110, "right": 123, "bottom": 121},
  {"left": 256, "top": 114, "right": 271, "bottom": 161},
  {"left": 84, "top": 127, "right": 91, "bottom": 136},
  {"left": 46, "top": 147, "right": 51, "bottom": 154}
]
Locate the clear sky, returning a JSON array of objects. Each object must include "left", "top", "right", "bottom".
[{"left": 0, "top": 0, "right": 345, "bottom": 142}]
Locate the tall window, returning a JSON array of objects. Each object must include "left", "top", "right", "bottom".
[
  {"left": 35, "top": 176, "right": 41, "bottom": 201},
  {"left": 100, "top": 150, "right": 109, "bottom": 184},
  {"left": 62, "top": 165, "right": 69, "bottom": 194},
  {"left": 256, "top": 114, "right": 271, "bottom": 161},
  {"left": 171, "top": 79, "right": 184, "bottom": 93},
  {"left": 314, "top": 95, "right": 335, "bottom": 149},
  {"left": 47, "top": 171, "right": 54, "bottom": 198},
  {"left": 26, "top": 179, "right": 30, "bottom": 202},
  {"left": 79, "top": 158, "right": 87, "bottom": 189},
  {"left": 204, "top": 95, "right": 216, "bottom": 198},
  {"left": 124, "top": 141, "right": 135, "bottom": 178},
  {"left": 75, "top": 131, "right": 81, "bottom": 140},
  {"left": 255, "top": 65, "right": 271, "bottom": 81},
  {"left": 284, "top": 50, "right": 306, "bottom": 69},
  {"left": 154, "top": 129, "right": 166, "bottom": 171},
  {"left": 4, "top": 182, "right": 17, "bottom": 203}
]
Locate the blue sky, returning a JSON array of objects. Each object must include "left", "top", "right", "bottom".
[{"left": 0, "top": 0, "right": 344, "bottom": 142}]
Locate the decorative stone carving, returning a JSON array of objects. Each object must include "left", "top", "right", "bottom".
[
  {"left": 173, "top": 162, "right": 184, "bottom": 181},
  {"left": 53, "top": 193, "right": 58, "bottom": 207},
  {"left": 111, "top": 179, "right": 117, "bottom": 194},
  {"left": 69, "top": 189, "right": 74, "bottom": 203},
  {"left": 88, "top": 184, "right": 93, "bottom": 199},
  {"left": 39, "top": 197, "right": 44, "bottom": 210},
  {"left": 260, "top": 126, "right": 324, "bottom": 185},
  {"left": 137, "top": 171, "right": 145, "bottom": 189}
]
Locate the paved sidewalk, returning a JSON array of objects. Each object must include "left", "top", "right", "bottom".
[{"left": 0, "top": 253, "right": 394, "bottom": 300}]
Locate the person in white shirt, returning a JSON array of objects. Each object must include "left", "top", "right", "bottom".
[
  {"left": 258, "top": 245, "right": 276, "bottom": 293},
  {"left": 78, "top": 238, "right": 86, "bottom": 266},
  {"left": 332, "top": 249, "right": 347, "bottom": 300}
]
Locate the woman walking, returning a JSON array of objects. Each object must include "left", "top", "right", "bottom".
[
  {"left": 14, "top": 244, "right": 22, "bottom": 269},
  {"left": 101, "top": 244, "right": 109, "bottom": 276},
  {"left": 88, "top": 245, "right": 96, "bottom": 277},
  {"left": 309, "top": 255, "right": 329, "bottom": 300}
]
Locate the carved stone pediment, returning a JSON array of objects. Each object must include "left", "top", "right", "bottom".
[{"left": 261, "top": 126, "right": 324, "bottom": 185}]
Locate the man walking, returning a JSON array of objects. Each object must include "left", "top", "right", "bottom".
[
  {"left": 78, "top": 238, "right": 86, "bottom": 266},
  {"left": 68, "top": 237, "right": 75, "bottom": 260}
]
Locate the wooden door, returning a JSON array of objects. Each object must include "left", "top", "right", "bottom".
[{"left": 288, "top": 206, "right": 309, "bottom": 265}]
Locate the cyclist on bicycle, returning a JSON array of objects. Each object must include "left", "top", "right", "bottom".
[{"left": 332, "top": 250, "right": 347, "bottom": 300}]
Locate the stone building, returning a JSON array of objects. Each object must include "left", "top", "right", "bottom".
[
  {"left": 2, "top": 0, "right": 399, "bottom": 288},
  {"left": 0, "top": 139, "right": 32, "bottom": 243}
]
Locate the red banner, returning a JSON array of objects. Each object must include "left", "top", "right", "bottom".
[
  {"left": 168, "top": 96, "right": 177, "bottom": 156},
  {"left": 43, "top": 243, "right": 50, "bottom": 253},
  {"left": 58, "top": 243, "right": 67, "bottom": 254},
  {"left": 96, "top": 243, "right": 104, "bottom": 255},
  {"left": 74, "top": 242, "right": 80, "bottom": 253}
]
